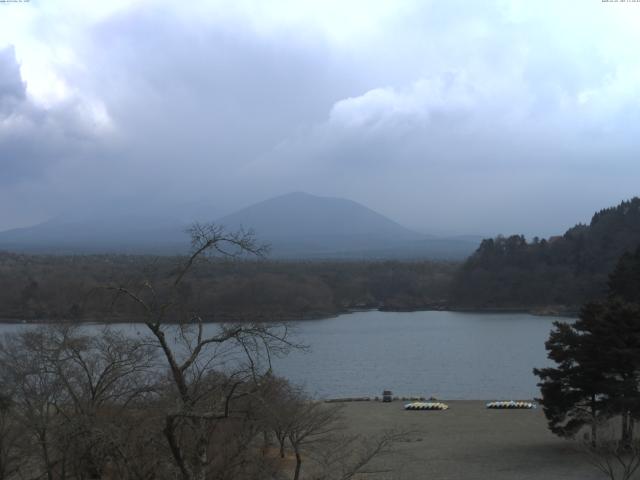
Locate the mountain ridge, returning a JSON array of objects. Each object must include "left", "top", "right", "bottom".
[{"left": 0, "top": 192, "right": 479, "bottom": 259}]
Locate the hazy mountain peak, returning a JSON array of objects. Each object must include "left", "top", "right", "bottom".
[
  {"left": 0, "top": 192, "right": 480, "bottom": 259},
  {"left": 218, "top": 192, "right": 421, "bottom": 242}
]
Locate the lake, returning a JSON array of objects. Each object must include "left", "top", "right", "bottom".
[{"left": 0, "top": 310, "right": 568, "bottom": 400}]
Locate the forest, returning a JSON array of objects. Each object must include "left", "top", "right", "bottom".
[
  {"left": 0, "top": 252, "right": 456, "bottom": 323},
  {"left": 451, "top": 197, "right": 640, "bottom": 312},
  {"left": 3, "top": 198, "right": 640, "bottom": 323}
]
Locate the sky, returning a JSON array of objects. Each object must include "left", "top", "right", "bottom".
[{"left": 1, "top": 0, "right": 640, "bottom": 237}]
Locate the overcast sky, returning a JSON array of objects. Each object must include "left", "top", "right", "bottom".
[{"left": 1, "top": 0, "right": 640, "bottom": 236}]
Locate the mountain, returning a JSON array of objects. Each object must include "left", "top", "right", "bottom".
[
  {"left": 218, "top": 192, "right": 418, "bottom": 257},
  {"left": 217, "top": 192, "right": 479, "bottom": 259},
  {"left": 0, "top": 192, "right": 480, "bottom": 259},
  {"left": 0, "top": 199, "right": 226, "bottom": 254},
  {"left": 451, "top": 197, "right": 640, "bottom": 310},
  {"left": 0, "top": 217, "right": 186, "bottom": 254}
]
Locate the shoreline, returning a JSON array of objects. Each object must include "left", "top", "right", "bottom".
[
  {"left": 0, "top": 305, "right": 578, "bottom": 324},
  {"left": 324, "top": 397, "right": 539, "bottom": 403}
]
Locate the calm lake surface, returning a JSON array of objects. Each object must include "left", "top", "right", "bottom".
[
  {"left": 273, "top": 310, "right": 564, "bottom": 400},
  {"left": 0, "top": 310, "right": 568, "bottom": 400}
]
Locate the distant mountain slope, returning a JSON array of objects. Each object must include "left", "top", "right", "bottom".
[
  {"left": 0, "top": 192, "right": 480, "bottom": 259},
  {"left": 0, "top": 215, "right": 189, "bottom": 254},
  {"left": 451, "top": 197, "right": 640, "bottom": 310},
  {"left": 220, "top": 192, "right": 422, "bottom": 240},
  {"left": 0, "top": 199, "right": 226, "bottom": 254},
  {"left": 217, "top": 192, "right": 480, "bottom": 259},
  {"left": 217, "top": 192, "right": 420, "bottom": 256}
]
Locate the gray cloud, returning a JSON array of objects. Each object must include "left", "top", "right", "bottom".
[
  {"left": 0, "top": 46, "right": 25, "bottom": 113},
  {"left": 38, "top": 8, "right": 367, "bottom": 214},
  {"left": 0, "top": 46, "right": 107, "bottom": 188},
  {"left": 1, "top": 1, "right": 640, "bottom": 237}
]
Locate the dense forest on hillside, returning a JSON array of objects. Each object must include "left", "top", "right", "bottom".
[
  {"left": 0, "top": 253, "right": 456, "bottom": 322},
  {"left": 451, "top": 198, "right": 640, "bottom": 312}
]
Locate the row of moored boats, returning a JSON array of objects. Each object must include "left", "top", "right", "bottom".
[{"left": 404, "top": 400, "right": 536, "bottom": 411}]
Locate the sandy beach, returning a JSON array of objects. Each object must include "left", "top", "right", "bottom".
[{"left": 339, "top": 400, "right": 602, "bottom": 480}]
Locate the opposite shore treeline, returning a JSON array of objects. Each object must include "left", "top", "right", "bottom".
[{"left": 2, "top": 197, "right": 640, "bottom": 323}]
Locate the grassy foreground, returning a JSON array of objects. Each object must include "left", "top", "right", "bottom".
[{"left": 339, "top": 400, "right": 601, "bottom": 480}]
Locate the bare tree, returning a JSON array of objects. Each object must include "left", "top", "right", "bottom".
[
  {"left": 0, "top": 328, "right": 68, "bottom": 480},
  {"left": 0, "top": 394, "right": 22, "bottom": 480},
  {"left": 0, "top": 223, "right": 403, "bottom": 480},
  {"left": 110, "top": 223, "right": 300, "bottom": 480},
  {"left": 309, "top": 430, "right": 407, "bottom": 480},
  {"left": 258, "top": 377, "right": 406, "bottom": 480},
  {"left": 259, "top": 374, "right": 304, "bottom": 459},
  {"left": 52, "top": 326, "right": 158, "bottom": 479},
  {"left": 584, "top": 422, "right": 640, "bottom": 480},
  {"left": 281, "top": 395, "right": 407, "bottom": 480},
  {"left": 0, "top": 325, "right": 161, "bottom": 480},
  {"left": 286, "top": 400, "right": 344, "bottom": 480}
]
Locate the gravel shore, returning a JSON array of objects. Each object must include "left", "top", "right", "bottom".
[{"left": 339, "top": 400, "right": 602, "bottom": 480}]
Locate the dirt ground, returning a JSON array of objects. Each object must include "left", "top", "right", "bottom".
[{"left": 338, "top": 400, "right": 604, "bottom": 480}]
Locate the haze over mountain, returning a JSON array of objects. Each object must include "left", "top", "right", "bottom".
[
  {"left": 0, "top": 192, "right": 480, "bottom": 259},
  {"left": 218, "top": 192, "right": 420, "bottom": 257}
]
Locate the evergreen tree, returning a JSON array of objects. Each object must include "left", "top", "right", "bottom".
[
  {"left": 608, "top": 245, "right": 640, "bottom": 304},
  {"left": 534, "top": 247, "right": 640, "bottom": 444},
  {"left": 454, "top": 197, "right": 640, "bottom": 309},
  {"left": 534, "top": 307, "right": 610, "bottom": 444}
]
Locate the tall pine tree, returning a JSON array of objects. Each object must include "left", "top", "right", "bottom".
[{"left": 534, "top": 246, "right": 640, "bottom": 444}]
